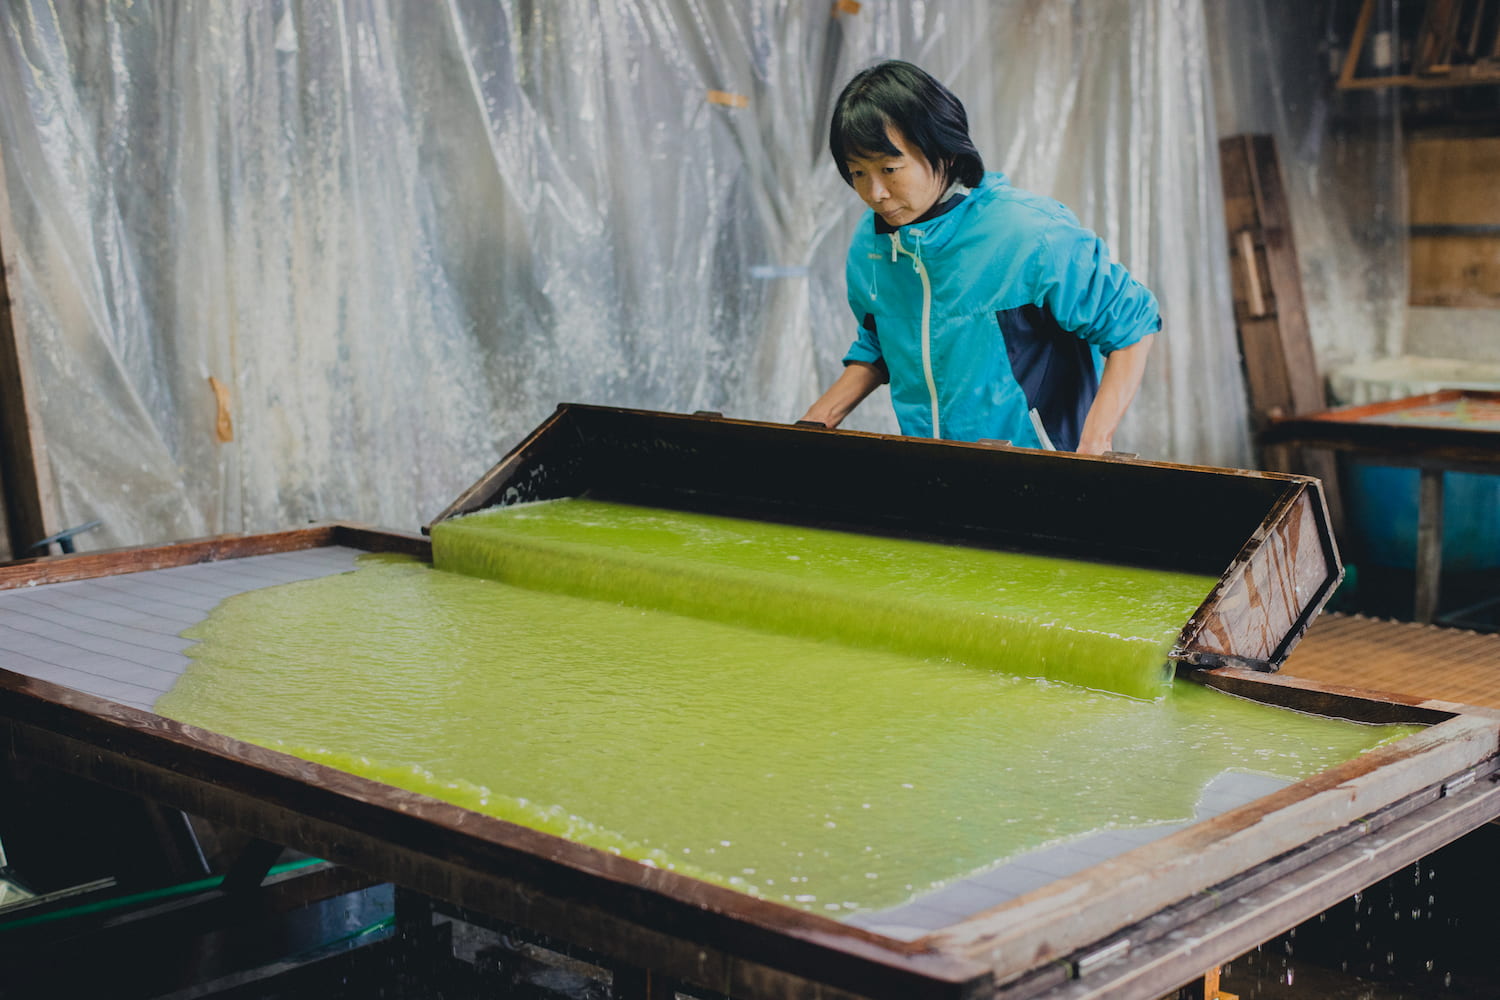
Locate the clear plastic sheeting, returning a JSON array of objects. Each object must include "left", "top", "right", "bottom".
[
  {"left": 1207, "top": 0, "right": 1409, "bottom": 373},
  {"left": 0, "top": 1, "right": 1246, "bottom": 550}
]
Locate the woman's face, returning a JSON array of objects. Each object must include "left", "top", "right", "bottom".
[{"left": 844, "top": 127, "right": 948, "bottom": 228}]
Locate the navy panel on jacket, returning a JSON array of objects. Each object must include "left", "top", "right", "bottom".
[{"left": 996, "top": 305, "right": 1099, "bottom": 452}]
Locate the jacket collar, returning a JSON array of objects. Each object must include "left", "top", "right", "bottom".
[{"left": 873, "top": 181, "right": 971, "bottom": 235}]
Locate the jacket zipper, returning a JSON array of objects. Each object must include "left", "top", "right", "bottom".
[{"left": 889, "top": 231, "right": 939, "bottom": 438}]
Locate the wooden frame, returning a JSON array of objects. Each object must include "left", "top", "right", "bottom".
[
  {"left": 434, "top": 404, "right": 1343, "bottom": 672},
  {"left": 1261, "top": 390, "right": 1500, "bottom": 472},
  {"left": 2, "top": 526, "right": 1499, "bottom": 998}
]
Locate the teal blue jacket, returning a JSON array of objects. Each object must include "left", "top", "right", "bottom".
[{"left": 842, "top": 172, "right": 1161, "bottom": 449}]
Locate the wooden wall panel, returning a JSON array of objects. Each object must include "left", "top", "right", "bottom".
[{"left": 1409, "top": 136, "right": 1500, "bottom": 307}]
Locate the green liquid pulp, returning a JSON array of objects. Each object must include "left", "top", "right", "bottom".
[
  {"left": 431, "top": 499, "right": 1219, "bottom": 698},
  {"left": 155, "top": 500, "right": 1420, "bottom": 918}
]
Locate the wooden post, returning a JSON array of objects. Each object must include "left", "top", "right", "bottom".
[
  {"left": 0, "top": 141, "right": 59, "bottom": 560},
  {"left": 1173, "top": 965, "right": 1238, "bottom": 999},
  {"left": 1414, "top": 467, "right": 1445, "bottom": 623}
]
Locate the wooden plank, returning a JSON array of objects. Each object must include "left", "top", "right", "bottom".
[
  {"left": 1415, "top": 467, "right": 1446, "bottom": 623},
  {"left": 1337, "top": 0, "right": 1378, "bottom": 90},
  {"left": 1218, "top": 135, "right": 1343, "bottom": 535},
  {"left": 0, "top": 138, "right": 58, "bottom": 560},
  {"left": 1188, "top": 665, "right": 1470, "bottom": 726},
  {"left": 1408, "top": 136, "right": 1500, "bottom": 307},
  {"left": 0, "top": 523, "right": 428, "bottom": 589},
  {"left": 1243, "top": 136, "right": 1324, "bottom": 418}
]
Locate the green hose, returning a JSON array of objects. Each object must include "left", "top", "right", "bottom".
[{"left": 0, "top": 856, "right": 326, "bottom": 933}]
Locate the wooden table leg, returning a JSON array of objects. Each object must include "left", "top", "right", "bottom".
[
  {"left": 1172, "top": 965, "right": 1239, "bottom": 999},
  {"left": 1414, "top": 467, "right": 1445, "bottom": 624}
]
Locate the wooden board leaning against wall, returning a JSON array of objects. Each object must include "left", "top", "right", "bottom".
[
  {"left": 1219, "top": 134, "right": 1345, "bottom": 537},
  {"left": 0, "top": 141, "right": 59, "bottom": 563}
]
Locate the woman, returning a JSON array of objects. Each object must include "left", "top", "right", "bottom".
[{"left": 800, "top": 61, "right": 1158, "bottom": 455}]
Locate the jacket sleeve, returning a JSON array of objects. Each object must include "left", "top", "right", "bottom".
[
  {"left": 1036, "top": 225, "right": 1162, "bottom": 354},
  {"left": 841, "top": 312, "right": 886, "bottom": 373},
  {"left": 841, "top": 253, "right": 886, "bottom": 370}
]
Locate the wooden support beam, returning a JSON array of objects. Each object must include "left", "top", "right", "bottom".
[
  {"left": 1415, "top": 467, "right": 1446, "bottom": 624},
  {"left": 0, "top": 141, "right": 58, "bottom": 560}
]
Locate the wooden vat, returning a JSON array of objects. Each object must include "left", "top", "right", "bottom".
[{"left": 2, "top": 413, "right": 1498, "bottom": 998}]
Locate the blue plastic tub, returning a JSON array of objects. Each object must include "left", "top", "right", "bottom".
[{"left": 1345, "top": 460, "right": 1500, "bottom": 571}]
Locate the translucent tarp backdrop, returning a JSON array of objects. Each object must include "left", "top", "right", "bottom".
[
  {"left": 1, "top": 0, "right": 1250, "bottom": 549},
  {"left": 1208, "top": 0, "right": 1408, "bottom": 374}
]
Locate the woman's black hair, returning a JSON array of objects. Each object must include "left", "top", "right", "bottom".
[{"left": 829, "top": 61, "right": 984, "bottom": 188}]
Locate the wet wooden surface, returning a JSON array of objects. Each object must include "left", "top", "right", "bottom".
[{"left": 1280, "top": 612, "right": 1500, "bottom": 710}]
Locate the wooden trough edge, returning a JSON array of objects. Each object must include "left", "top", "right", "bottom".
[
  {"left": 930, "top": 707, "right": 1499, "bottom": 986},
  {"left": 0, "top": 522, "right": 431, "bottom": 588},
  {"left": 992, "top": 759, "right": 1500, "bottom": 998}
]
